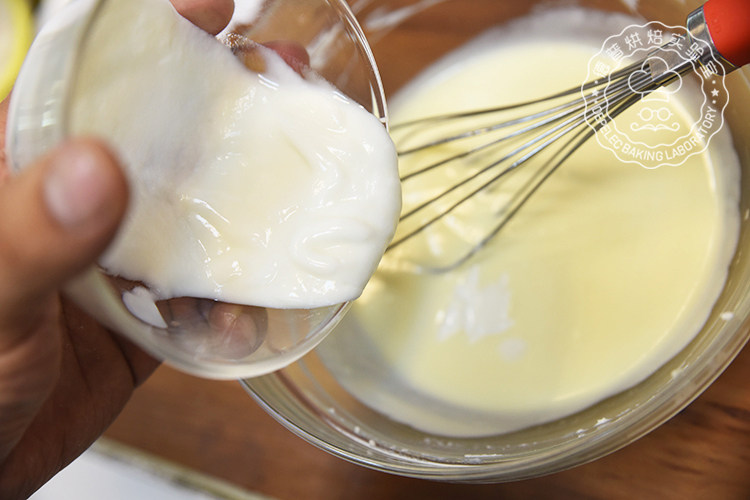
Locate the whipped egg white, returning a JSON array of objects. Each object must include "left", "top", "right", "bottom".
[{"left": 69, "top": 0, "right": 401, "bottom": 309}]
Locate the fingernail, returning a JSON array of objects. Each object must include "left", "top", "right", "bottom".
[{"left": 44, "top": 143, "right": 112, "bottom": 228}]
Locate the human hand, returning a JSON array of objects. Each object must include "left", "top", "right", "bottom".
[{"left": 0, "top": 1, "right": 234, "bottom": 498}]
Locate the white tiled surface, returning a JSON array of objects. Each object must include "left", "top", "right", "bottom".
[
  {"left": 30, "top": 440, "right": 270, "bottom": 500},
  {"left": 31, "top": 449, "right": 221, "bottom": 500}
]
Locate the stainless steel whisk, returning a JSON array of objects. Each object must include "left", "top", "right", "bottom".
[{"left": 387, "top": 0, "right": 749, "bottom": 272}]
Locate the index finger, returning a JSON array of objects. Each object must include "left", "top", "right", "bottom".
[{"left": 170, "top": 0, "right": 234, "bottom": 35}]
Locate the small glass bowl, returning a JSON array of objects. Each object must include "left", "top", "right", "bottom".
[
  {"left": 6, "top": 0, "right": 386, "bottom": 379},
  {"left": 242, "top": 0, "right": 750, "bottom": 481}
]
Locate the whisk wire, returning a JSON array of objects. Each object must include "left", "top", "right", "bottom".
[
  {"left": 392, "top": 57, "right": 649, "bottom": 157},
  {"left": 388, "top": 46, "right": 708, "bottom": 270},
  {"left": 390, "top": 103, "right": 594, "bottom": 250},
  {"left": 399, "top": 96, "right": 591, "bottom": 183},
  {"left": 402, "top": 89, "right": 650, "bottom": 271}
]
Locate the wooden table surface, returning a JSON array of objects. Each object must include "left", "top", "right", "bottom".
[{"left": 104, "top": 342, "right": 750, "bottom": 500}]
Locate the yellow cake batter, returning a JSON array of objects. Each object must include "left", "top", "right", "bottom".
[{"left": 320, "top": 10, "right": 741, "bottom": 437}]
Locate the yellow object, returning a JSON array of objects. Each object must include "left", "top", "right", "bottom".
[{"left": 0, "top": 0, "right": 33, "bottom": 101}]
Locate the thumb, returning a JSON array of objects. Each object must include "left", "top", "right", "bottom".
[{"left": 0, "top": 139, "right": 128, "bottom": 335}]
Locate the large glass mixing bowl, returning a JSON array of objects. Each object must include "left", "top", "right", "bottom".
[{"left": 242, "top": 0, "right": 750, "bottom": 481}]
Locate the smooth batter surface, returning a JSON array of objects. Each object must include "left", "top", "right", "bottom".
[{"left": 321, "top": 10, "right": 741, "bottom": 437}]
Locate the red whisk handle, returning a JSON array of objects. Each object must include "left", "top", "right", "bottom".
[{"left": 703, "top": 0, "right": 750, "bottom": 68}]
